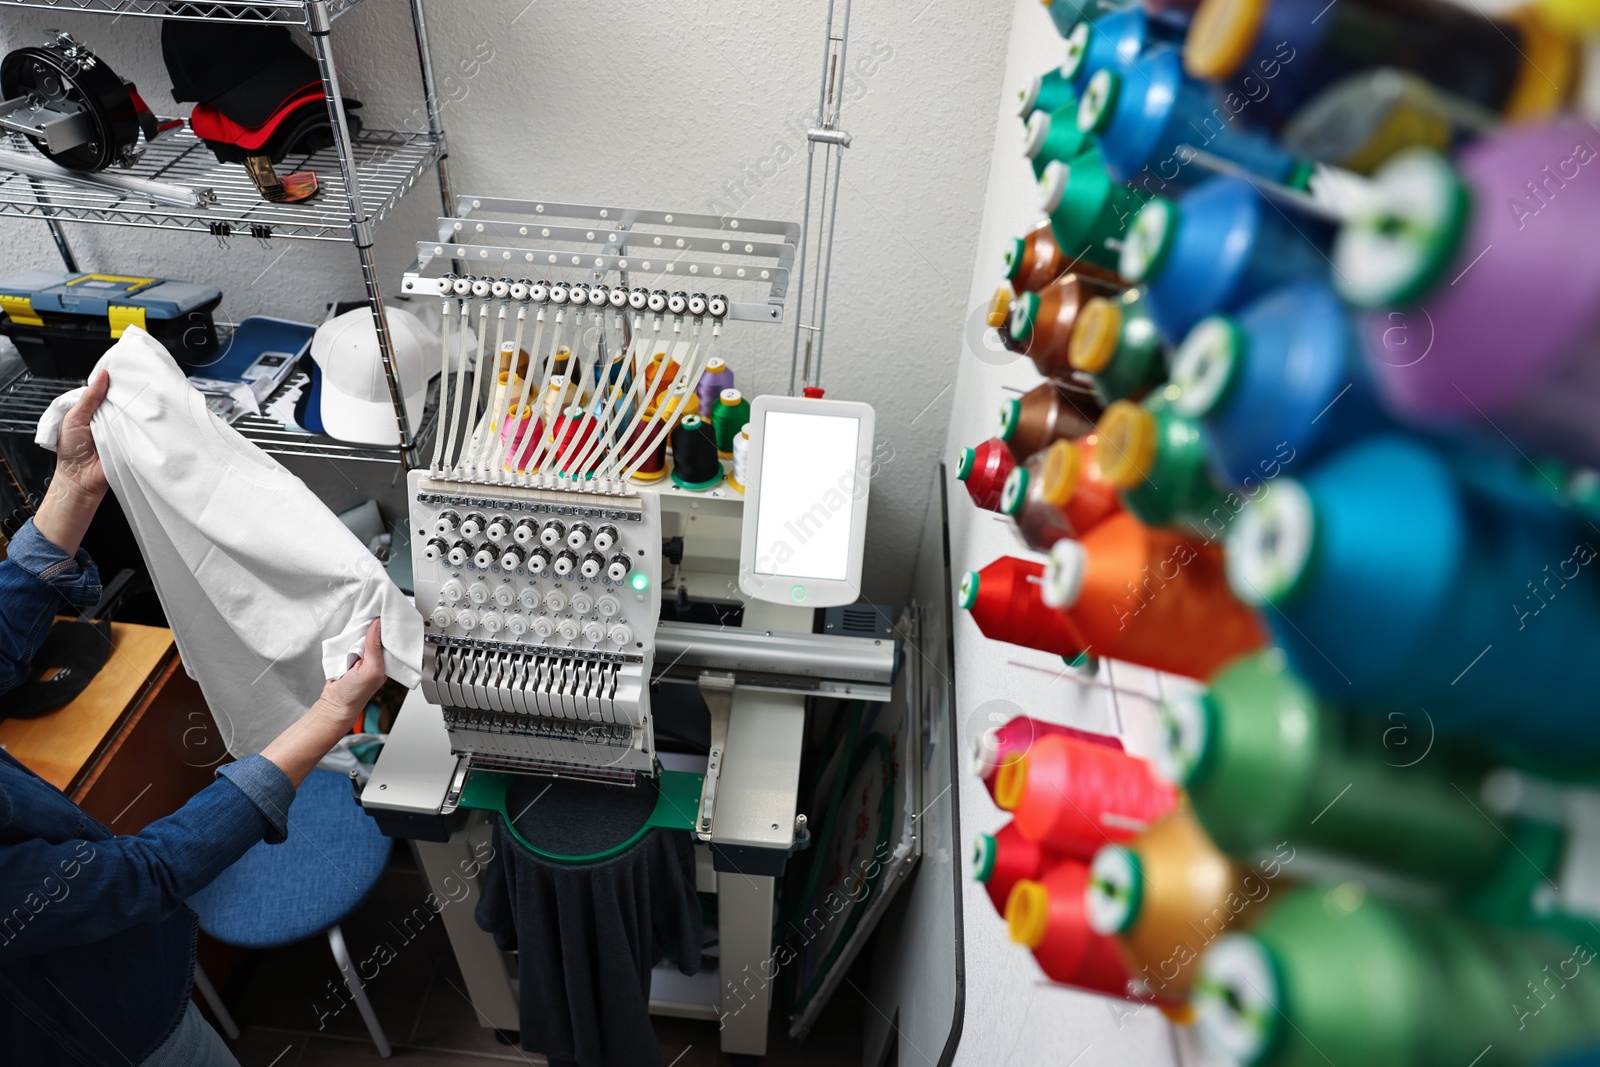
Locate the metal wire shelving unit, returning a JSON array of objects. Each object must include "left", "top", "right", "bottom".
[
  {"left": 0, "top": 0, "right": 368, "bottom": 29},
  {"left": 0, "top": 0, "right": 451, "bottom": 473},
  {"left": 0, "top": 127, "right": 441, "bottom": 242}
]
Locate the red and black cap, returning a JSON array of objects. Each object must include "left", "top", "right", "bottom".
[{"left": 161, "top": 20, "right": 320, "bottom": 129}]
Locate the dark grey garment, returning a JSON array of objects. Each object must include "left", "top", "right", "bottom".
[{"left": 474, "top": 774, "right": 704, "bottom": 1067}]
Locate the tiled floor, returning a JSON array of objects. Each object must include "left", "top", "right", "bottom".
[{"left": 211, "top": 852, "right": 868, "bottom": 1066}]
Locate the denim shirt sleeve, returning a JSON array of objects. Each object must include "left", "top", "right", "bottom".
[
  {"left": 0, "top": 519, "right": 102, "bottom": 694},
  {"left": 0, "top": 755, "right": 296, "bottom": 961}
]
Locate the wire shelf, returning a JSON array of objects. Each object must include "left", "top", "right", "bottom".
[
  {"left": 0, "top": 0, "right": 366, "bottom": 24},
  {"left": 0, "top": 126, "right": 441, "bottom": 242},
  {"left": 0, "top": 368, "right": 434, "bottom": 464}
]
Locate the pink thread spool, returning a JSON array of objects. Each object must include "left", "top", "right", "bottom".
[{"left": 498, "top": 405, "right": 542, "bottom": 472}]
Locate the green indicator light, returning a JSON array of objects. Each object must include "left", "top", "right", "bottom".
[
  {"left": 630, "top": 573, "right": 649, "bottom": 591},
  {"left": 791, "top": 585, "right": 806, "bottom": 602}
]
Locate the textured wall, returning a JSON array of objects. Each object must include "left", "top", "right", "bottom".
[{"left": 0, "top": 0, "right": 1015, "bottom": 605}]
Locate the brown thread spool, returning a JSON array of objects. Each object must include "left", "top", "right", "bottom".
[
  {"left": 1086, "top": 807, "right": 1265, "bottom": 1003},
  {"left": 997, "top": 381, "right": 1103, "bottom": 463},
  {"left": 495, "top": 343, "right": 530, "bottom": 380},
  {"left": 1005, "top": 219, "right": 1069, "bottom": 294},
  {"left": 1006, "top": 219, "right": 1130, "bottom": 294},
  {"left": 1011, "top": 273, "right": 1127, "bottom": 381}
]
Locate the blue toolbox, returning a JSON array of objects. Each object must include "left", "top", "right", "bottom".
[{"left": 0, "top": 270, "right": 223, "bottom": 378}]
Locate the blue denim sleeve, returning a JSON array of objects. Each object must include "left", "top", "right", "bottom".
[
  {"left": 0, "top": 757, "right": 293, "bottom": 961},
  {"left": 216, "top": 755, "right": 296, "bottom": 845},
  {"left": 0, "top": 519, "right": 102, "bottom": 694}
]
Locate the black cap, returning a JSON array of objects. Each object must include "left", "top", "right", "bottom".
[{"left": 162, "top": 21, "right": 321, "bottom": 129}]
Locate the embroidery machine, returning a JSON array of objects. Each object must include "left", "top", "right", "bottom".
[{"left": 358, "top": 198, "right": 896, "bottom": 1057}]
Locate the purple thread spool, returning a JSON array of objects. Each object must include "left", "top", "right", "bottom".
[
  {"left": 1336, "top": 122, "right": 1600, "bottom": 467},
  {"left": 696, "top": 357, "right": 734, "bottom": 415}
]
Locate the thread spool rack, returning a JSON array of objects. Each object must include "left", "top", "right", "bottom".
[{"left": 402, "top": 197, "right": 798, "bottom": 325}]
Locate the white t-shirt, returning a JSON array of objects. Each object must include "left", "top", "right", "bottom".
[{"left": 36, "top": 326, "right": 423, "bottom": 757}]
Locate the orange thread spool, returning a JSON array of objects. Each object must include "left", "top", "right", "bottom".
[
  {"left": 995, "top": 732, "right": 1178, "bottom": 859},
  {"left": 1085, "top": 807, "right": 1257, "bottom": 1003},
  {"left": 1005, "top": 860, "right": 1136, "bottom": 997},
  {"left": 958, "top": 557, "right": 1086, "bottom": 659},
  {"left": 974, "top": 821, "right": 1061, "bottom": 916},
  {"left": 645, "top": 353, "right": 681, "bottom": 400},
  {"left": 1002, "top": 436, "right": 1125, "bottom": 550},
  {"left": 1041, "top": 511, "right": 1266, "bottom": 679}
]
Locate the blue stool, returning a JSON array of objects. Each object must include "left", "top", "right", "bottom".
[{"left": 187, "top": 768, "right": 394, "bottom": 1056}]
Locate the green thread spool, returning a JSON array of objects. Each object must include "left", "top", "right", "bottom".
[
  {"left": 1157, "top": 650, "right": 1511, "bottom": 890},
  {"left": 1095, "top": 393, "right": 1229, "bottom": 535},
  {"left": 1069, "top": 289, "right": 1169, "bottom": 404},
  {"left": 1195, "top": 884, "right": 1600, "bottom": 1067},
  {"left": 1039, "top": 146, "right": 1148, "bottom": 273},
  {"left": 712, "top": 387, "right": 750, "bottom": 458},
  {"left": 1023, "top": 101, "right": 1092, "bottom": 179},
  {"left": 1018, "top": 67, "right": 1077, "bottom": 120}
]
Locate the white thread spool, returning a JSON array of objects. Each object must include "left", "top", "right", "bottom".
[{"left": 729, "top": 423, "right": 751, "bottom": 493}]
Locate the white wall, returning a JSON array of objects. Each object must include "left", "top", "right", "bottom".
[{"left": 0, "top": 0, "right": 1017, "bottom": 605}]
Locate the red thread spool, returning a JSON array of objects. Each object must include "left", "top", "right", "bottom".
[
  {"left": 627, "top": 421, "right": 668, "bottom": 482},
  {"left": 958, "top": 556, "right": 1086, "bottom": 659},
  {"left": 974, "top": 821, "right": 1061, "bottom": 916},
  {"left": 955, "top": 438, "right": 1016, "bottom": 512},
  {"left": 995, "top": 733, "right": 1178, "bottom": 858},
  {"left": 1041, "top": 511, "right": 1267, "bottom": 679},
  {"left": 974, "top": 715, "right": 1123, "bottom": 799},
  {"left": 1005, "top": 859, "right": 1136, "bottom": 997},
  {"left": 548, "top": 404, "right": 597, "bottom": 474}
]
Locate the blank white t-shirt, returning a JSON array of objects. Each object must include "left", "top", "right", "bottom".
[{"left": 36, "top": 326, "right": 423, "bottom": 757}]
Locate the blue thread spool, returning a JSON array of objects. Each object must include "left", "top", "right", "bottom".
[
  {"left": 1224, "top": 435, "right": 1600, "bottom": 762},
  {"left": 1167, "top": 281, "right": 1390, "bottom": 488},
  {"left": 1060, "top": 7, "right": 1190, "bottom": 93},
  {"left": 1077, "top": 48, "right": 1307, "bottom": 189},
  {"left": 1118, "top": 176, "right": 1333, "bottom": 343}
]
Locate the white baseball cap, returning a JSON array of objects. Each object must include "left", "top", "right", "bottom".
[{"left": 310, "top": 305, "right": 436, "bottom": 446}]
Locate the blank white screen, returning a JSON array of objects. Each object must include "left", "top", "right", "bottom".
[{"left": 753, "top": 410, "right": 861, "bottom": 581}]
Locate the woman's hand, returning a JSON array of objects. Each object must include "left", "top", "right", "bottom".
[
  {"left": 260, "top": 619, "right": 389, "bottom": 787},
  {"left": 311, "top": 618, "right": 389, "bottom": 733},
  {"left": 34, "top": 371, "right": 110, "bottom": 556}
]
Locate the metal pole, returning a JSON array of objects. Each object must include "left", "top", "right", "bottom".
[
  {"left": 406, "top": 0, "right": 454, "bottom": 216},
  {"left": 307, "top": 1, "right": 416, "bottom": 469},
  {"left": 788, "top": 0, "right": 853, "bottom": 394},
  {"left": 26, "top": 176, "right": 78, "bottom": 272},
  {"left": 788, "top": 0, "right": 840, "bottom": 395}
]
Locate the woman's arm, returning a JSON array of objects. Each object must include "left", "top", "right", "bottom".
[
  {"left": 31, "top": 369, "right": 109, "bottom": 558},
  {"left": 0, "top": 620, "right": 390, "bottom": 959},
  {"left": 0, "top": 373, "right": 110, "bottom": 693}
]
